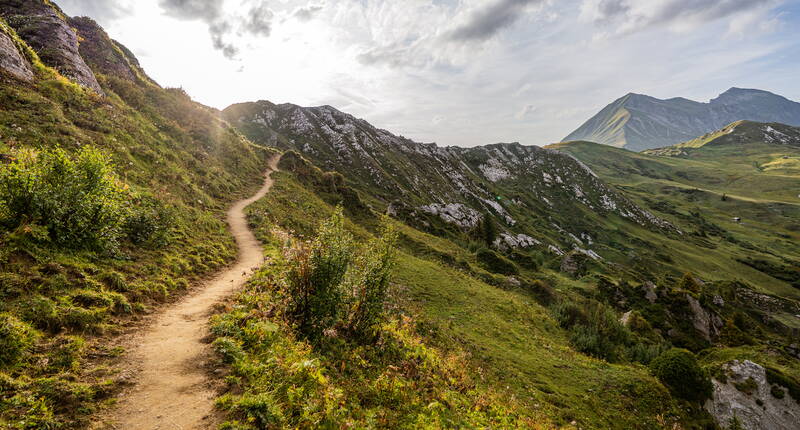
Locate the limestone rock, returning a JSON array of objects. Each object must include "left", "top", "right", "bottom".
[
  {"left": 0, "top": 24, "right": 32, "bottom": 81},
  {"left": 686, "top": 294, "right": 723, "bottom": 341},
  {"left": 0, "top": 0, "right": 103, "bottom": 93},
  {"left": 706, "top": 360, "right": 800, "bottom": 430},
  {"left": 68, "top": 16, "right": 145, "bottom": 83}
]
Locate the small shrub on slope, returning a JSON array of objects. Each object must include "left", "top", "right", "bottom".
[
  {"left": 346, "top": 220, "right": 398, "bottom": 342},
  {"left": 0, "top": 147, "right": 128, "bottom": 251},
  {"left": 283, "top": 207, "right": 354, "bottom": 340},
  {"left": 0, "top": 313, "right": 38, "bottom": 368},
  {"left": 649, "top": 348, "right": 712, "bottom": 402}
]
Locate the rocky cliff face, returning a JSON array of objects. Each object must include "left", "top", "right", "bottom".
[
  {"left": 68, "top": 17, "right": 148, "bottom": 84},
  {"left": 0, "top": 21, "right": 32, "bottom": 82},
  {"left": 706, "top": 360, "right": 800, "bottom": 430},
  {"left": 564, "top": 89, "right": 800, "bottom": 151},
  {"left": 225, "top": 101, "right": 675, "bottom": 256},
  {"left": 0, "top": 0, "right": 102, "bottom": 93}
]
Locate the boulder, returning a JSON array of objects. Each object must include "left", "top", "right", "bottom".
[
  {"left": 642, "top": 281, "right": 658, "bottom": 303},
  {"left": 686, "top": 294, "right": 723, "bottom": 341},
  {"left": 706, "top": 360, "right": 800, "bottom": 430}
]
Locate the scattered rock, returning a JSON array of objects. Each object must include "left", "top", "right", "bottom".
[{"left": 642, "top": 281, "right": 658, "bottom": 303}]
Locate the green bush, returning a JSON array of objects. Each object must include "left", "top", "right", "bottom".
[
  {"left": 123, "top": 194, "right": 174, "bottom": 247},
  {"left": 0, "top": 147, "right": 128, "bottom": 251},
  {"left": 284, "top": 208, "right": 354, "bottom": 340},
  {"left": 282, "top": 209, "right": 398, "bottom": 343},
  {"left": 649, "top": 348, "right": 712, "bottom": 402},
  {"left": 0, "top": 313, "right": 38, "bottom": 367},
  {"left": 346, "top": 222, "right": 398, "bottom": 341},
  {"left": 569, "top": 305, "right": 631, "bottom": 362},
  {"left": 476, "top": 248, "right": 519, "bottom": 275}
]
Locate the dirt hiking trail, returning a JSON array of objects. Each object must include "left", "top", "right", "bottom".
[{"left": 99, "top": 156, "right": 279, "bottom": 429}]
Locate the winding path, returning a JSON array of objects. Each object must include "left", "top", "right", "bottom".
[{"left": 101, "top": 156, "right": 279, "bottom": 429}]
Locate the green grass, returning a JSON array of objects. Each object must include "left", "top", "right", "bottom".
[
  {"left": 235, "top": 168, "right": 695, "bottom": 429},
  {"left": 0, "top": 22, "right": 274, "bottom": 427}
]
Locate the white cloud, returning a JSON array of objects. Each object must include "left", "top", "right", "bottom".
[
  {"left": 579, "top": 0, "right": 781, "bottom": 35},
  {"left": 59, "top": 0, "right": 799, "bottom": 147}
]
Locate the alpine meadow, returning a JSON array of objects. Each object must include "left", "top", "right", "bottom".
[{"left": 0, "top": 1, "right": 799, "bottom": 430}]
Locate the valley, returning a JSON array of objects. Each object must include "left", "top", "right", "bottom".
[{"left": 0, "top": 1, "right": 798, "bottom": 430}]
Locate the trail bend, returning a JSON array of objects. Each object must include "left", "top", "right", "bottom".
[{"left": 100, "top": 155, "right": 280, "bottom": 430}]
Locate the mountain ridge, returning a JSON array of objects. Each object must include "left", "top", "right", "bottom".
[{"left": 564, "top": 88, "right": 800, "bottom": 151}]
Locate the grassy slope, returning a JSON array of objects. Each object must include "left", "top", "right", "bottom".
[
  {"left": 0, "top": 22, "right": 273, "bottom": 428},
  {"left": 237, "top": 169, "right": 684, "bottom": 429},
  {"left": 552, "top": 141, "right": 800, "bottom": 301}
]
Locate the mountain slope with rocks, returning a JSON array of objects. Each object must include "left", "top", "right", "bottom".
[
  {"left": 564, "top": 88, "right": 800, "bottom": 151},
  {"left": 224, "top": 100, "right": 674, "bottom": 260}
]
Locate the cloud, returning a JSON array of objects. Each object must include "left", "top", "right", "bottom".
[
  {"left": 157, "top": 0, "right": 275, "bottom": 59},
  {"left": 515, "top": 104, "right": 537, "bottom": 119},
  {"left": 580, "top": 0, "right": 780, "bottom": 35},
  {"left": 293, "top": 4, "right": 324, "bottom": 22},
  {"left": 243, "top": 2, "right": 274, "bottom": 37},
  {"left": 56, "top": 0, "right": 133, "bottom": 23},
  {"left": 449, "top": 0, "right": 546, "bottom": 42},
  {"left": 158, "top": 0, "right": 223, "bottom": 21}
]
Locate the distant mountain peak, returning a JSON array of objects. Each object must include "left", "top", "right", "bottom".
[{"left": 563, "top": 88, "right": 800, "bottom": 151}]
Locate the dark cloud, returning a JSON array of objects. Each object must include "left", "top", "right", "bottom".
[
  {"left": 157, "top": 0, "right": 275, "bottom": 60},
  {"left": 209, "top": 20, "right": 239, "bottom": 59},
  {"left": 243, "top": 2, "right": 274, "bottom": 37},
  {"left": 293, "top": 4, "right": 324, "bottom": 22},
  {"left": 158, "top": 0, "right": 223, "bottom": 22},
  {"left": 448, "top": 0, "right": 545, "bottom": 42},
  {"left": 585, "top": 0, "right": 774, "bottom": 32}
]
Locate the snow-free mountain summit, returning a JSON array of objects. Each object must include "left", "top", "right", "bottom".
[{"left": 564, "top": 88, "right": 800, "bottom": 152}]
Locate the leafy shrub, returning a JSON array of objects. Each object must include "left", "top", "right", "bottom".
[
  {"left": 476, "top": 248, "right": 519, "bottom": 275},
  {"left": 0, "top": 147, "right": 128, "bottom": 251},
  {"left": 677, "top": 272, "right": 701, "bottom": 294},
  {"left": 283, "top": 208, "right": 354, "bottom": 340},
  {"left": 649, "top": 348, "right": 712, "bottom": 402},
  {"left": 282, "top": 208, "right": 398, "bottom": 343},
  {"left": 346, "top": 222, "right": 398, "bottom": 341},
  {"left": 569, "top": 305, "right": 631, "bottom": 362},
  {"left": 0, "top": 313, "right": 38, "bottom": 367},
  {"left": 122, "top": 194, "right": 174, "bottom": 247},
  {"left": 521, "top": 279, "right": 556, "bottom": 305}
]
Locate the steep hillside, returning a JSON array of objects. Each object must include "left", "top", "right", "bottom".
[
  {"left": 0, "top": 2, "right": 272, "bottom": 427},
  {"left": 224, "top": 101, "right": 673, "bottom": 262},
  {"left": 563, "top": 88, "right": 800, "bottom": 151}
]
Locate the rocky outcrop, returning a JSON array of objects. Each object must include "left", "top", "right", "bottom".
[
  {"left": 706, "top": 360, "right": 800, "bottom": 430},
  {"left": 68, "top": 17, "right": 142, "bottom": 83},
  {"left": 0, "top": 0, "right": 102, "bottom": 93},
  {"left": 0, "top": 23, "right": 32, "bottom": 81},
  {"left": 493, "top": 233, "right": 540, "bottom": 251},
  {"left": 686, "top": 295, "right": 723, "bottom": 341}
]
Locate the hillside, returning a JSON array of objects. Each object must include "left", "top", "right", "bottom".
[
  {"left": 223, "top": 101, "right": 673, "bottom": 258},
  {"left": 563, "top": 88, "right": 800, "bottom": 151},
  {"left": 0, "top": 1, "right": 273, "bottom": 427},
  {"left": 1, "top": 1, "right": 799, "bottom": 429}
]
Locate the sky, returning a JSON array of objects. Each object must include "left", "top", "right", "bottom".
[{"left": 56, "top": 0, "right": 800, "bottom": 147}]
